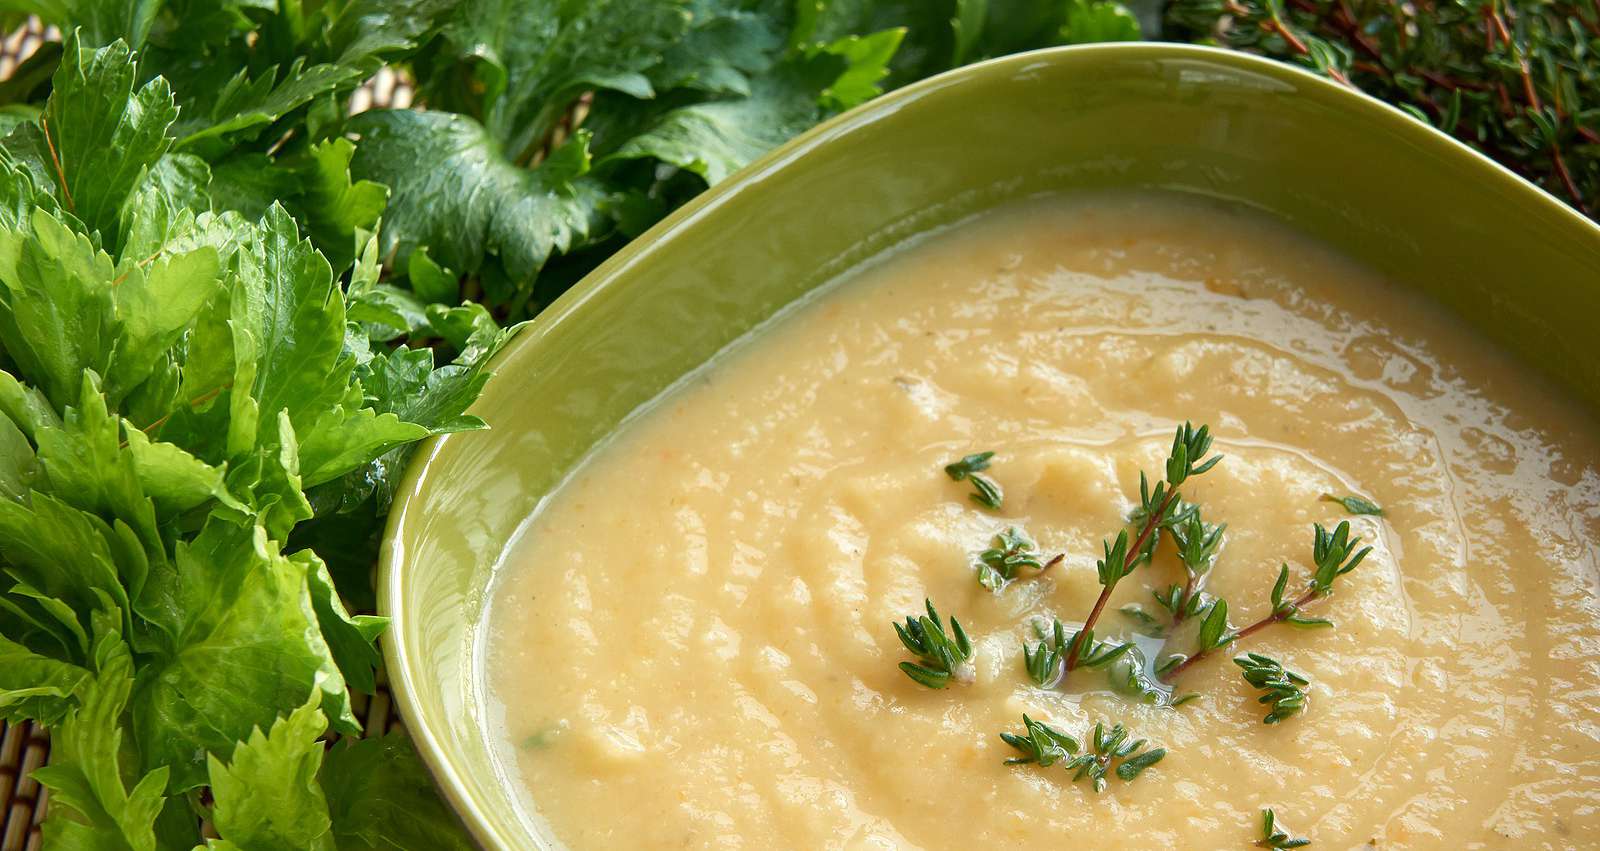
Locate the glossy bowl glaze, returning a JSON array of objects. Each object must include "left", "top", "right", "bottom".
[{"left": 379, "top": 43, "right": 1600, "bottom": 848}]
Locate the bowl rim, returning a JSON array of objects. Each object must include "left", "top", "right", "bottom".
[{"left": 377, "top": 40, "right": 1600, "bottom": 849}]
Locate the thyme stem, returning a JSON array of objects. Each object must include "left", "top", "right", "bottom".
[
  {"left": 1162, "top": 521, "right": 1369, "bottom": 682},
  {"left": 1065, "top": 488, "right": 1178, "bottom": 671},
  {"left": 1169, "top": 572, "right": 1200, "bottom": 626},
  {"left": 1160, "top": 586, "right": 1319, "bottom": 681}
]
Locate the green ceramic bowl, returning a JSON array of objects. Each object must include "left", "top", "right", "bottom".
[{"left": 379, "top": 43, "right": 1600, "bottom": 848}]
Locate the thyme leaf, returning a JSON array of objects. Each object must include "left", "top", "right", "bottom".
[
  {"left": 968, "top": 474, "right": 1003, "bottom": 509},
  {"left": 1001, "top": 717, "right": 1164, "bottom": 792},
  {"left": 944, "top": 451, "right": 1003, "bottom": 509},
  {"left": 1118, "top": 604, "right": 1166, "bottom": 636},
  {"left": 1257, "top": 807, "right": 1312, "bottom": 848},
  {"left": 1022, "top": 619, "right": 1069, "bottom": 687},
  {"left": 1309, "top": 520, "right": 1372, "bottom": 595},
  {"left": 1320, "top": 493, "right": 1384, "bottom": 516},
  {"left": 943, "top": 451, "right": 993, "bottom": 479}
]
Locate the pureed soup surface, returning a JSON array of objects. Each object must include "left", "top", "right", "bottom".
[{"left": 483, "top": 194, "right": 1600, "bottom": 849}]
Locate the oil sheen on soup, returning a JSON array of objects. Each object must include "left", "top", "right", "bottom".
[{"left": 482, "top": 194, "right": 1600, "bottom": 849}]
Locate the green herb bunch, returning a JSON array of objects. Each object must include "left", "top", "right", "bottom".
[
  {"left": 1166, "top": 0, "right": 1600, "bottom": 217},
  {"left": 0, "top": 35, "right": 491, "bottom": 848}
]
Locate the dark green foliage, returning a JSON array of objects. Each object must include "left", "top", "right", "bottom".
[{"left": 1167, "top": 0, "right": 1599, "bottom": 217}]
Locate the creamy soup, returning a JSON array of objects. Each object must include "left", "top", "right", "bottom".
[{"left": 483, "top": 194, "right": 1600, "bottom": 849}]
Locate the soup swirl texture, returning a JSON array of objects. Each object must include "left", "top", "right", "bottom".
[{"left": 485, "top": 194, "right": 1600, "bottom": 849}]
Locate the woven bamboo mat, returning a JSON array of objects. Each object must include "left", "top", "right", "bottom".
[{"left": 0, "top": 18, "right": 414, "bottom": 850}]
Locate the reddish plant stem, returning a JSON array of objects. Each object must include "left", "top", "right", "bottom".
[
  {"left": 1064, "top": 488, "right": 1179, "bottom": 671},
  {"left": 111, "top": 249, "right": 168, "bottom": 287},
  {"left": 123, "top": 381, "right": 234, "bottom": 445},
  {"left": 1169, "top": 572, "right": 1200, "bottom": 627},
  {"left": 1285, "top": 0, "right": 1486, "bottom": 94},
  {"left": 1483, "top": 3, "right": 1588, "bottom": 211},
  {"left": 1552, "top": 148, "right": 1590, "bottom": 214},
  {"left": 39, "top": 114, "right": 74, "bottom": 212},
  {"left": 1159, "top": 587, "right": 1322, "bottom": 682}
]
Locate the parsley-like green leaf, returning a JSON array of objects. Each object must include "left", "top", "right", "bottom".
[
  {"left": 3, "top": 34, "right": 176, "bottom": 249},
  {"left": 131, "top": 515, "right": 357, "bottom": 791},
  {"left": 348, "top": 111, "right": 611, "bottom": 284},
  {"left": 1058, "top": 0, "right": 1142, "bottom": 43},
  {"left": 0, "top": 630, "right": 87, "bottom": 725},
  {"left": 206, "top": 686, "right": 338, "bottom": 851},
  {"left": 597, "top": 31, "right": 903, "bottom": 185},
  {"left": 320, "top": 734, "right": 477, "bottom": 850},
  {"left": 33, "top": 604, "right": 169, "bottom": 851},
  {"left": 415, "top": 0, "right": 691, "bottom": 161}
]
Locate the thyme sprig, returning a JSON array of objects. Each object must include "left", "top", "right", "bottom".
[
  {"left": 1065, "top": 721, "right": 1167, "bottom": 792},
  {"left": 1161, "top": 521, "right": 1370, "bottom": 681},
  {"left": 1000, "top": 717, "right": 1165, "bottom": 792},
  {"left": 1064, "top": 423, "right": 1221, "bottom": 673},
  {"left": 977, "top": 526, "right": 1052, "bottom": 591},
  {"left": 1257, "top": 807, "right": 1312, "bottom": 848},
  {"left": 1235, "top": 653, "right": 1311, "bottom": 724},
  {"left": 1023, "top": 620, "right": 1069, "bottom": 687},
  {"left": 945, "top": 451, "right": 1003, "bottom": 509},
  {"left": 999, "top": 714, "right": 1078, "bottom": 766},
  {"left": 1023, "top": 618, "right": 1132, "bottom": 687},
  {"left": 1156, "top": 509, "right": 1227, "bottom": 625},
  {"left": 894, "top": 599, "right": 975, "bottom": 689}
]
